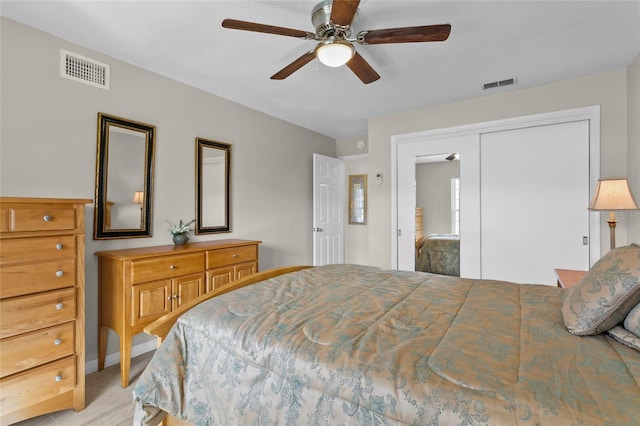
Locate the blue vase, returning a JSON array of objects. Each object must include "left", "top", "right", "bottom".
[{"left": 172, "top": 234, "right": 188, "bottom": 245}]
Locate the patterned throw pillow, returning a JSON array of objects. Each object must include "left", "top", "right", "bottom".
[
  {"left": 562, "top": 244, "right": 640, "bottom": 336},
  {"left": 624, "top": 302, "right": 640, "bottom": 337},
  {"left": 608, "top": 326, "right": 640, "bottom": 351}
]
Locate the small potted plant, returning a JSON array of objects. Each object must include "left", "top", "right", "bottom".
[{"left": 167, "top": 218, "right": 195, "bottom": 245}]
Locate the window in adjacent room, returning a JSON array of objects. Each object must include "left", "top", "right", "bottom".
[{"left": 451, "top": 178, "right": 460, "bottom": 234}]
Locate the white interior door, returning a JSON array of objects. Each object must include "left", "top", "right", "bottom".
[
  {"left": 480, "top": 120, "right": 591, "bottom": 284},
  {"left": 313, "top": 153, "right": 345, "bottom": 266}
]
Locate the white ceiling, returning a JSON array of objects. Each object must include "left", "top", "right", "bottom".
[{"left": 2, "top": 1, "right": 639, "bottom": 139}]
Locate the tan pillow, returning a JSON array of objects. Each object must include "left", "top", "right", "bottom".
[
  {"left": 624, "top": 302, "right": 640, "bottom": 337},
  {"left": 562, "top": 243, "right": 640, "bottom": 336}
]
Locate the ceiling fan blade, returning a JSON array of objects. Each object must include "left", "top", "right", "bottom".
[
  {"left": 346, "top": 52, "right": 380, "bottom": 84},
  {"left": 358, "top": 24, "right": 451, "bottom": 44},
  {"left": 222, "top": 19, "right": 316, "bottom": 40},
  {"left": 271, "top": 51, "right": 316, "bottom": 80},
  {"left": 330, "top": 0, "right": 360, "bottom": 27}
]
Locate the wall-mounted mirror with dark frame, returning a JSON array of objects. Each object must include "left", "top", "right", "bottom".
[
  {"left": 94, "top": 113, "right": 155, "bottom": 239},
  {"left": 196, "top": 137, "right": 230, "bottom": 234}
]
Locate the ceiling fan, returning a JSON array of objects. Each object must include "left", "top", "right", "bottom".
[{"left": 222, "top": 0, "right": 451, "bottom": 84}]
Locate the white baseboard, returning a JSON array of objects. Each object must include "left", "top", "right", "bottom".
[{"left": 85, "top": 340, "right": 157, "bottom": 375}]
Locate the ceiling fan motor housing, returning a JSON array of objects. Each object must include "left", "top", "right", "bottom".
[{"left": 312, "top": 0, "right": 353, "bottom": 38}]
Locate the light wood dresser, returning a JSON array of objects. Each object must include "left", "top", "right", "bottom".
[
  {"left": 95, "top": 239, "right": 261, "bottom": 387},
  {"left": 0, "top": 197, "right": 91, "bottom": 425}
]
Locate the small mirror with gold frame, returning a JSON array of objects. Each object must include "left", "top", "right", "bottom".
[{"left": 348, "top": 174, "right": 367, "bottom": 225}]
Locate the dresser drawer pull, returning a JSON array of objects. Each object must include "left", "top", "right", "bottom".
[
  {"left": 232, "top": 254, "right": 239, "bottom": 258},
  {"left": 170, "top": 265, "right": 176, "bottom": 270},
  {"left": 56, "top": 270, "right": 64, "bottom": 277},
  {"left": 54, "top": 338, "right": 62, "bottom": 346},
  {"left": 55, "top": 375, "right": 63, "bottom": 382},
  {"left": 43, "top": 215, "right": 52, "bottom": 222},
  {"left": 56, "top": 243, "right": 64, "bottom": 250},
  {"left": 55, "top": 303, "right": 64, "bottom": 310}
]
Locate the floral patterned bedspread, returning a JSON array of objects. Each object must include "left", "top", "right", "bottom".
[
  {"left": 415, "top": 234, "right": 460, "bottom": 276},
  {"left": 133, "top": 264, "right": 640, "bottom": 425}
]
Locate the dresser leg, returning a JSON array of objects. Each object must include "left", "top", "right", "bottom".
[
  {"left": 120, "top": 333, "right": 132, "bottom": 387},
  {"left": 98, "top": 326, "right": 107, "bottom": 371}
]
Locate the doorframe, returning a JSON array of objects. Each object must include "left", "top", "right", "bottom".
[{"left": 390, "top": 105, "right": 601, "bottom": 269}]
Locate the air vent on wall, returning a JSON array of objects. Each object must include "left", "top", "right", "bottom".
[
  {"left": 60, "top": 49, "right": 110, "bottom": 90},
  {"left": 482, "top": 77, "right": 516, "bottom": 90}
]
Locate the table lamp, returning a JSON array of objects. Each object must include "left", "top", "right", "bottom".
[{"left": 588, "top": 178, "right": 639, "bottom": 250}]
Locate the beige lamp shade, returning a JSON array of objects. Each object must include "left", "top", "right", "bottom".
[
  {"left": 132, "top": 191, "right": 144, "bottom": 204},
  {"left": 588, "top": 178, "right": 639, "bottom": 211}
]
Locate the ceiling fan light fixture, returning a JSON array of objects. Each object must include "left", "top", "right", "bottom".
[{"left": 316, "top": 41, "right": 354, "bottom": 67}]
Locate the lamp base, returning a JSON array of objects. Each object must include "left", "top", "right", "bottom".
[{"left": 607, "top": 210, "right": 617, "bottom": 251}]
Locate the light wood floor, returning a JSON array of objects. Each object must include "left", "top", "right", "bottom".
[{"left": 11, "top": 351, "right": 154, "bottom": 426}]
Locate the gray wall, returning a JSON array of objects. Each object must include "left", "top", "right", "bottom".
[
  {"left": 627, "top": 53, "right": 640, "bottom": 242},
  {"left": 343, "top": 155, "right": 369, "bottom": 265},
  {"left": 416, "top": 161, "right": 460, "bottom": 235},
  {"left": 0, "top": 18, "right": 335, "bottom": 366},
  {"left": 367, "top": 67, "right": 636, "bottom": 268}
]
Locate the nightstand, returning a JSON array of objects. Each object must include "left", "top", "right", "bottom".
[{"left": 554, "top": 268, "right": 588, "bottom": 289}]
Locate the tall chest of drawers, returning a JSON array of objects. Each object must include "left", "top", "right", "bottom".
[
  {"left": 95, "top": 239, "right": 261, "bottom": 387},
  {"left": 0, "top": 197, "right": 91, "bottom": 424}
]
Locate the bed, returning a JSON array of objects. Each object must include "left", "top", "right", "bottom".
[
  {"left": 133, "top": 246, "right": 640, "bottom": 426},
  {"left": 415, "top": 234, "right": 460, "bottom": 276}
]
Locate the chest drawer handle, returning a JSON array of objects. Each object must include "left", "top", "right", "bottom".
[
  {"left": 43, "top": 215, "right": 52, "bottom": 222},
  {"left": 54, "top": 338, "right": 62, "bottom": 346},
  {"left": 232, "top": 254, "right": 239, "bottom": 258},
  {"left": 56, "top": 270, "right": 64, "bottom": 277},
  {"left": 55, "top": 375, "right": 63, "bottom": 382},
  {"left": 170, "top": 265, "right": 176, "bottom": 270},
  {"left": 56, "top": 243, "right": 64, "bottom": 250},
  {"left": 55, "top": 303, "right": 64, "bottom": 310}
]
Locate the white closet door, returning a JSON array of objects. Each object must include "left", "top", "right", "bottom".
[{"left": 480, "top": 120, "right": 590, "bottom": 285}]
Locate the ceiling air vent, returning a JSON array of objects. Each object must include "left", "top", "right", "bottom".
[
  {"left": 482, "top": 77, "right": 516, "bottom": 90},
  {"left": 60, "top": 49, "right": 110, "bottom": 90}
]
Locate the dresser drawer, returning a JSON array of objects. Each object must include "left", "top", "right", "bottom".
[
  {"left": 0, "top": 356, "right": 75, "bottom": 416},
  {"left": 0, "top": 235, "right": 76, "bottom": 265},
  {"left": 0, "top": 322, "right": 75, "bottom": 378},
  {"left": 1, "top": 258, "right": 76, "bottom": 299},
  {"left": 0, "top": 208, "right": 9, "bottom": 233},
  {"left": 206, "top": 245, "right": 257, "bottom": 268},
  {"left": 5, "top": 205, "right": 76, "bottom": 232},
  {"left": 0, "top": 288, "right": 75, "bottom": 339},
  {"left": 131, "top": 253, "right": 204, "bottom": 284}
]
